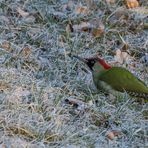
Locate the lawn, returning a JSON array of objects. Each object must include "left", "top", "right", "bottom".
[{"left": 0, "top": 0, "right": 148, "bottom": 147}]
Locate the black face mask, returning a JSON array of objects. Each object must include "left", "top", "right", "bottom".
[{"left": 86, "top": 60, "right": 96, "bottom": 71}]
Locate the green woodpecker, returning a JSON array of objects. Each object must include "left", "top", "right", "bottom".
[{"left": 74, "top": 55, "right": 148, "bottom": 99}]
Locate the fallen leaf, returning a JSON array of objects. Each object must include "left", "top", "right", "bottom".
[
  {"left": 73, "top": 19, "right": 104, "bottom": 37},
  {"left": 17, "top": 7, "right": 29, "bottom": 17},
  {"left": 125, "top": 0, "right": 139, "bottom": 8},
  {"left": 106, "top": 130, "right": 121, "bottom": 140},
  {"left": 89, "top": 19, "right": 105, "bottom": 37},
  {"left": 114, "top": 49, "right": 131, "bottom": 64},
  {"left": 0, "top": 81, "right": 11, "bottom": 92},
  {"left": 91, "top": 25, "right": 104, "bottom": 37},
  {"left": 22, "top": 46, "right": 32, "bottom": 57},
  {"left": 0, "top": 41, "right": 11, "bottom": 52},
  {"left": 75, "top": 6, "right": 90, "bottom": 15}
]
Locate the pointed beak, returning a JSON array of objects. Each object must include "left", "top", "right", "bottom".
[{"left": 73, "top": 55, "right": 88, "bottom": 63}]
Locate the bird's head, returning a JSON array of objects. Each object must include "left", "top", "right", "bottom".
[{"left": 73, "top": 55, "right": 111, "bottom": 72}]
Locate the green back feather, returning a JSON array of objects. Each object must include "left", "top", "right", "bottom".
[{"left": 93, "top": 66, "right": 148, "bottom": 94}]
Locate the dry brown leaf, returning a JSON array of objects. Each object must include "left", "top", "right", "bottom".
[
  {"left": 0, "top": 81, "right": 11, "bottom": 91},
  {"left": 91, "top": 25, "right": 104, "bottom": 37},
  {"left": 115, "top": 49, "right": 131, "bottom": 64},
  {"left": 75, "top": 6, "right": 90, "bottom": 15},
  {"left": 73, "top": 19, "right": 104, "bottom": 37},
  {"left": 22, "top": 46, "right": 32, "bottom": 57},
  {"left": 89, "top": 19, "right": 105, "bottom": 37},
  {"left": 1, "top": 41, "right": 11, "bottom": 52},
  {"left": 106, "top": 131, "right": 115, "bottom": 140},
  {"left": 17, "top": 7, "right": 29, "bottom": 17},
  {"left": 106, "top": 130, "right": 121, "bottom": 140},
  {"left": 125, "top": 0, "right": 139, "bottom": 8}
]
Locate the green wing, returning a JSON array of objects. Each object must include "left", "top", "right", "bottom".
[{"left": 99, "top": 67, "right": 148, "bottom": 94}]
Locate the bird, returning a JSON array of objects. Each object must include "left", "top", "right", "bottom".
[{"left": 74, "top": 55, "right": 148, "bottom": 100}]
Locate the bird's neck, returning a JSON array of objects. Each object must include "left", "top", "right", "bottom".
[
  {"left": 92, "top": 62, "right": 111, "bottom": 73},
  {"left": 92, "top": 63, "right": 107, "bottom": 80}
]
